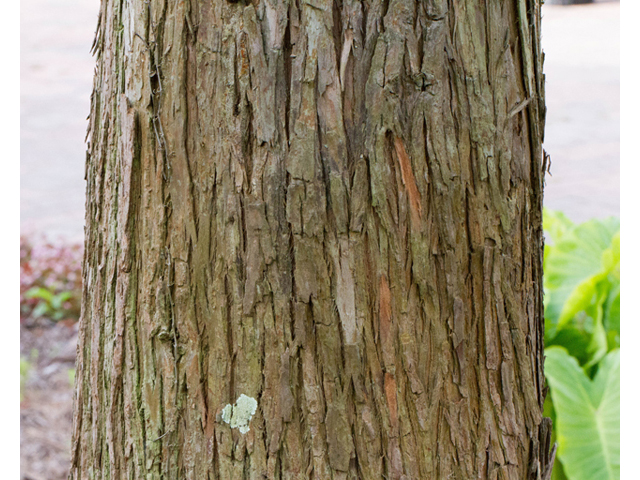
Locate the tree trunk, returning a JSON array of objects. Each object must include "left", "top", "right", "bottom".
[
  {"left": 71, "top": 0, "right": 553, "bottom": 478},
  {"left": 546, "top": 1, "right": 593, "bottom": 5}
]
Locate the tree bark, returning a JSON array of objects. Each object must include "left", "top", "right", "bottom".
[{"left": 71, "top": 0, "right": 553, "bottom": 478}]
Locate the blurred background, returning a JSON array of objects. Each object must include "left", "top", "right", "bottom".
[{"left": 20, "top": 1, "right": 620, "bottom": 479}]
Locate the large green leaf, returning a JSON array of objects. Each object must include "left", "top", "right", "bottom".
[
  {"left": 545, "top": 347, "right": 620, "bottom": 480},
  {"left": 602, "top": 233, "right": 620, "bottom": 348},
  {"left": 543, "top": 209, "right": 575, "bottom": 246},
  {"left": 545, "top": 326, "right": 593, "bottom": 366},
  {"left": 544, "top": 216, "right": 620, "bottom": 338},
  {"left": 604, "top": 284, "right": 620, "bottom": 349},
  {"left": 543, "top": 395, "right": 570, "bottom": 480}
]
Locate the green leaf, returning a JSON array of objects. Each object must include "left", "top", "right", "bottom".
[
  {"left": 32, "top": 301, "right": 50, "bottom": 318},
  {"left": 51, "top": 291, "right": 72, "bottom": 310},
  {"left": 543, "top": 208, "right": 574, "bottom": 246},
  {"left": 24, "top": 286, "right": 54, "bottom": 303},
  {"left": 543, "top": 213, "right": 620, "bottom": 367},
  {"left": 551, "top": 460, "right": 570, "bottom": 480},
  {"left": 544, "top": 347, "right": 620, "bottom": 480},
  {"left": 583, "top": 312, "right": 607, "bottom": 370},
  {"left": 603, "top": 232, "right": 620, "bottom": 280},
  {"left": 545, "top": 325, "right": 592, "bottom": 366},
  {"left": 544, "top": 216, "right": 619, "bottom": 338},
  {"left": 581, "top": 285, "right": 609, "bottom": 370},
  {"left": 543, "top": 395, "right": 570, "bottom": 480},
  {"left": 604, "top": 285, "right": 620, "bottom": 351}
]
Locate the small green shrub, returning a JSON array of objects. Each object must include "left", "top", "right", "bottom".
[
  {"left": 20, "top": 236, "right": 83, "bottom": 323},
  {"left": 543, "top": 209, "right": 620, "bottom": 480},
  {"left": 24, "top": 287, "right": 74, "bottom": 321}
]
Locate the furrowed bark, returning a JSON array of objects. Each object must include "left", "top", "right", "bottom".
[{"left": 71, "top": 0, "right": 551, "bottom": 478}]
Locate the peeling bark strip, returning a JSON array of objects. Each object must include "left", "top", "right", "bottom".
[
  {"left": 393, "top": 135, "right": 422, "bottom": 225},
  {"left": 71, "top": 0, "right": 550, "bottom": 478}
]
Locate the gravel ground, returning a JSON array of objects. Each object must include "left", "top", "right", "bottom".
[{"left": 20, "top": 320, "right": 78, "bottom": 480}]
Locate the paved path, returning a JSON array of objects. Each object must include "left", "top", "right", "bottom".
[
  {"left": 20, "top": 1, "right": 620, "bottom": 243},
  {"left": 541, "top": 1, "right": 620, "bottom": 223},
  {"left": 21, "top": 0, "right": 99, "bottom": 243}
]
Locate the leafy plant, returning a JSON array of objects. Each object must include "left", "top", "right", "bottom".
[
  {"left": 24, "top": 287, "right": 73, "bottom": 321},
  {"left": 20, "top": 236, "right": 83, "bottom": 323},
  {"left": 545, "top": 347, "right": 619, "bottom": 480},
  {"left": 543, "top": 210, "right": 620, "bottom": 480}
]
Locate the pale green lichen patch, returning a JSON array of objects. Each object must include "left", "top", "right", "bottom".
[
  {"left": 221, "top": 394, "right": 258, "bottom": 434},
  {"left": 221, "top": 404, "right": 233, "bottom": 424}
]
